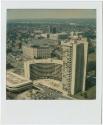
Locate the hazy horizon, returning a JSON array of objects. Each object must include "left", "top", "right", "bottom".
[{"left": 7, "top": 9, "right": 96, "bottom": 20}]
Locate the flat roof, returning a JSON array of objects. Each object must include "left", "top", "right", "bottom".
[
  {"left": 61, "top": 37, "right": 88, "bottom": 46},
  {"left": 31, "top": 44, "right": 50, "bottom": 48},
  {"left": 31, "top": 38, "right": 58, "bottom": 46},
  {"left": 33, "top": 79, "right": 63, "bottom": 92},
  {"left": 24, "top": 58, "right": 63, "bottom": 65},
  {"left": 6, "top": 71, "right": 32, "bottom": 87},
  {"left": 23, "top": 38, "right": 58, "bottom": 48},
  {"left": 50, "top": 32, "right": 67, "bottom": 35}
]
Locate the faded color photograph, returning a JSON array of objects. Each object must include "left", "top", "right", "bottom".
[{"left": 6, "top": 9, "right": 96, "bottom": 100}]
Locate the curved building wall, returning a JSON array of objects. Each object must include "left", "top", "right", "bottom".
[{"left": 29, "top": 63, "right": 62, "bottom": 81}]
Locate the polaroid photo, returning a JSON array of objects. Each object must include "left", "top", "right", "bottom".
[{"left": 1, "top": 0, "right": 102, "bottom": 125}]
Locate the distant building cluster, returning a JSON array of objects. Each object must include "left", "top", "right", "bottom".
[{"left": 7, "top": 21, "right": 95, "bottom": 99}]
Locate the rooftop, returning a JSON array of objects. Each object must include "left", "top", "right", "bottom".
[
  {"left": 30, "top": 38, "right": 58, "bottom": 46},
  {"left": 61, "top": 37, "right": 88, "bottom": 46},
  {"left": 24, "top": 58, "right": 63, "bottom": 65},
  {"left": 6, "top": 71, "right": 32, "bottom": 87},
  {"left": 31, "top": 44, "right": 50, "bottom": 48}
]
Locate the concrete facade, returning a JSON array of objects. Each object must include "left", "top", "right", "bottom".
[
  {"left": 24, "top": 59, "right": 63, "bottom": 80},
  {"left": 62, "top": 38, "right": 88, "bottom": 95},
  {"left": 23, "top": 37, "right": 88, "bottom": 95},
  {"left": 22, "top": 45, "right": 52, "bottom": 59}
]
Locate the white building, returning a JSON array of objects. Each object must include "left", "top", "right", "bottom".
[
  {"left": 49, "top": 32, "right": 68, "bottom": 41},
  {"left": 22, "top": 45, "right": 52, "bottom": 59},
  {"left": 23, "top": 37, "right": 88, "bottom": 96},
  {"left": 24, "top": 59, "right": 63, "bottom": 92},
  {"left": 24, "top": 58, "right": 63, "bottom": 81},
  {"left": 61, "top": 37, "right": 88, "bottom": 95},
  {"left": 6, "top": 71, "right": 32, "bottom": 92}
]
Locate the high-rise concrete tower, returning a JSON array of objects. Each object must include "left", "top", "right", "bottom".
[{"left": 62, "top": 37, "right": 88, "bottom": 95}]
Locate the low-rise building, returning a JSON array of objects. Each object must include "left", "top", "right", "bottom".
[
  {"left": 22, "top": 45, "right": 52, "bottom": 59},
  {"left": 6, "top": 71, "right": 32, "bottom": 92}
]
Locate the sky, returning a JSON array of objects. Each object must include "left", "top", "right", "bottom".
[{"left": 7, "top": 9, "right": 96, "bottom": 20}]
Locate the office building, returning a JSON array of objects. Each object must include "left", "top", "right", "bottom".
[
  {"left": 22, "top": 45, "right": 52, "bottom": 59},
  {"left": 49, "top": 32, "right": 68, "bottom": 41},
  {"left": 61, "top": 37, "right": 88, "bottom": 95},
  {"left": 24, "top": 59, "right": 63, "bottom": 81},
  {"left": 23, "top": 37, "right": 88, "bottom": 96},
  {"left": 24, "top": 59, "right": 63, "bottom": 92}
]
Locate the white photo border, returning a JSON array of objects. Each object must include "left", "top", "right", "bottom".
[{"left": 1, "top": 1, "right": 102, "bottom": 124}]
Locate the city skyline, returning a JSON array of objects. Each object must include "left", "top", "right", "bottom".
[
  {"left": 6, "top": 9, "right": 96, "bottom": 100},
  {"left": 7, "top": 9, "right": 96, "bottom": 20}
]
